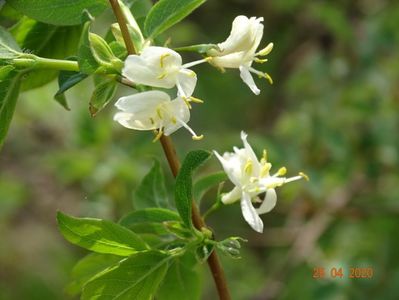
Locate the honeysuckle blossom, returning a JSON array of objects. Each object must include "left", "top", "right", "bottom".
[
  {"left": 207, "top": 15, "right": 274, "bottom": 95},
  {"left": 214, "top": 132, "right": 308, "bottom": 233},
  {"left": 114, "top": 90, "right": 203, "bottom": 140},
  {"left": 122, "top": 46, "right": 208, "bottom": 101}
]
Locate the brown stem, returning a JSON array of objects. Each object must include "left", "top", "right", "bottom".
[{"left": 108, "top": 1, "right": 231, "bottom": 299}]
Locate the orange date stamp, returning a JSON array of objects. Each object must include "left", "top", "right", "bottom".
[{"left": 313, "top": 267, "right": 373, "bottom": 279}]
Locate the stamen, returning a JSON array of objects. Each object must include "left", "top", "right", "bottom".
[
  {"left": 256, "top": 42, "right": 274, "bottom": 56},
  {"left": 182, "top": 97, "right": 192, "bottom": 109},
  {"left": 264, "top": 72, "right": 273, "bottom": 84},
  {"left": 249, "top": 67, "right": 273, "bottom": 84},
  {"left": 260, "top": 163, "right": 272, "bottom": 177},
  {"left": 254, "top": 58, "right": 268, "bottom": 64},
  {"left": 182, "top": 57, "right": 211, "bottom": 69},
  {"left": 189, "top": 96, "right": 204, "bottom": 104},
  {"left": 160, "top": 53, "right": 170, "bottom": 68},
  {"left": 175, "top": 117, "right": 203, "bottom": 141},
  {"left": 275, "top": 167, "right": 287, "bottom": 177},
  {"left": 192, "top": 135, "right": 204, "bottom": 141},
  {"left": 244, "top": 159, "right": 253, "bottom": 175},
  {"left": 261, "top": 149, "right": 268, "bottom": 163},
  {"left": 156, "top": 108, "right": 163, "bottom": 119},
  {"left": 299, "top": 172, "right": 310, "bottom": 181},
  {"left": 152, "top": 128, "right": 163, "bottom": 142},
  {"left": 157, "top": 72, "right": 167, "bottom": 79}
]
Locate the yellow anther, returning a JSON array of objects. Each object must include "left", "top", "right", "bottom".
[
  {"left": 260, "top": 163, "right": 272, "bottom": 177},
  {"left": 276, "top": 167, "right": 287, "bottom": 176},
  {"left": 171, "top": 117, "right": 177, "bottom": 124},
  {"left": 244, "top": 159, "right": 253, "bottom": 175},
  {"left": 205, "top": 56, "right": 213, "bottom": 62},
  {"left": 262, "top": 149, "right": 268, "bottom": 162},
  {"left": 149, "top": 117, "right": 155, "bottom": 125},
  {"left": 254, "top": 58, "right": 268, "bottom": 64},
  {"left": 157, "top": 72, "right": 167, "bottom": 79},
  {"left": 152, "top": 129, "right": 163, "bottom": 142},
  {"left": 160, "top": 53, "right": 170, "bottom": 68},
  {"left": 264, "top": 73, "right": 273, "bottom": 84},
  {"left": 156, "top": 108, "right": 163, "bottom": 119},
  {"left": 182, "top": 97, "right": 192, "bottom": 109},
  {"left": 192, "top": 135, "right": 204, "bottom": 141},
  {"left": 257, "top": 42, "right": 274, "bottom": 56},
  {"left": 299, "top": 172, "right": 310, "bottom": 181},
  {"left": 189, "top": 96, "right": 204, "bottom": 104}
]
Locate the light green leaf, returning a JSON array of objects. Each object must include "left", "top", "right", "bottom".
[
  {"left": 174, "top": 43, "right": 219, "bottom": 54},
  {"left": 56, "top": 211, "right": 148, "bottom": 256},
  {"left": 78, "top": 21, "right": 100, "bottom": 74},
  {"left": 0, "top": 25, "right": 21, "bottom": 59},
  {"left": 7, "top": 0, "right": 108, "bottom": 26},
  {"left": 109, "top": 41, "right": 128, "bottom": 60},
  {"left": 157, "top": 253, "right": 202, "bottom": 300},
  {"left": 66, "top": 253, "right": 123, "bottom": 296},
  {"left": 134, "top": 160, "right": 169, "bottom": 209},
  {"left": 144, "top": 0, "right": 206, "bottom": 38},
  {"left": 82, "top": 250, "right": 170, "bottom": 300},
  {"left": 193, "top": 171, "right": 227, "bottom": 203},
  {"left": 89, "top": 76, "right": 118, "bottom": 116},
  {"left": 0, "top": 69, "right": 20, "bottom": 150},
  {"left": 175, "top": 150, "right": 211, "bottom": 227},
  {"left": 120, "top": 208, "right": 181, "bottom": 235},
  {"left": 89, "top": 33, "right": 115, "bottom": 65}
]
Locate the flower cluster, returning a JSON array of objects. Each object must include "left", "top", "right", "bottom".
[
  {"left": 114, "top": 15, "right": 274, "bottom": 140},
  {"left": 214, "top": 132, "right": 308, "bottom": 233}
]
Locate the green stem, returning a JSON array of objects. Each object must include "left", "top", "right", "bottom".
[{"left": 12, "top": 56, "right": 79, "bottom": 72}]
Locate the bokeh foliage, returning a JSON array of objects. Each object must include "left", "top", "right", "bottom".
[{"left": 1, "top": 0, "right": 399, "bottom": 299}]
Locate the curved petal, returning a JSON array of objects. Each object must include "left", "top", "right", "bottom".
[
  {"left": 256, "top": 188, "right": 277, "bottom": 215},
  {"left": 115, "top": 90, "right": 169, "bottom": 113},
  {"left": 217, "top": 16, "right": 252, "bottom": 54},
  {"left": 240, "top": 131, "right": 261, "bottom": 175},
  {"left": 221, "top": 186, "right": 241, "bottom": 204},
  {"left": 241, "top": 192, "right": 263, "bottom": 233},
  {"left": 141, "top": 46, "right": 182, "bottom": 68},
  {"left": 113, "top": 112, "right": 158, "bottom": 131},
  {"left": 163, "top": 97, "right": 190, "bottom": 136},
  {"left": 214, "top": 151, "right": 242, "bottom": 187},
  {"left": 239, "top": 66, "right": 260, "bottom": 95},
  {"left": 176, "top": 68, "right": 197, "bottom": 97}
]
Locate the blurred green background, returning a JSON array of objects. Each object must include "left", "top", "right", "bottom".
[{"left": 1, "top": 0, "right": 399, "bottom": 299}]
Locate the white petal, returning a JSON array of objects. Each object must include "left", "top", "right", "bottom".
[
  {"left": 141, "top": 46, "right": 182, "bottom": 67},
  {"left": 240, "top": 131, "right": 261, "bottom": 175},
  {"left": 211, "top": 51, "right": 247, "bottom": 69},
  {"left": 163, "top": 97, "right": 190, "bottom": 136},
  {"left": 114, "top": 112, "right": 157, "bottom": 131},
  {"left": 114, "top": 90, "right": 169, "bottom": 113},
  {"left": 256, "top": 188, "right": 277, "bottom": 215},
  {"left": 241, "top": 192, "right": 263, "bottom": 233},
  {"left": 239, "top": 66, "right": 260, "bottom": 95},
  {"left": 221, "top": 186, "right": 241, "bottom": 204},
  {"left": 176, "top": 69, "right": 197, "bottom": 97},
  {"left": 217, "top": 16, "right": 252, "bottom": 54},
  {"left": 213, "top": 151, "right": 242, "bottom": 187}
]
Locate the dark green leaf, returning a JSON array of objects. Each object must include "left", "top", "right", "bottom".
[
  {"left": 144, "top": 0, "right": 206, "bottom": 38},
  {"left": 66, "top": 253, "right": 122, "bottom": 296},
  {"left": 89, "top": 76, "right": 117, "bottom": 116},
  {"left": 0, "top": 69, "right": 20, "bottom": 150},
  {"left": 78, "top": 21, "right": 99, "bottom": 74},
  {"left": 175, "top": 150, "right": 211, "bottom": 227},
  {"left": 82, "top": 250, "right": 170, "bottom": 300},
  {"left": 56, "top": 211, "right": 148, "bottom": 256},
  {"left": 134, "top": 160, "right": 169, "bottom": 209},
  {"left": 157, "top": 253, "right": 201, "bottom": 300},
  {"left": 7, "top": 0, "right": 108, "bottom": 26},
  {"left": 193, "top": 171, "right": 227, "bottom": 203}
]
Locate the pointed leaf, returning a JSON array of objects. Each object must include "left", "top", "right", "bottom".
[
  {"left": 82, "top": 250, "right": 170, "bottom": 300},
  {"left": 89, "top": 76, "right": 118, "bottom": 116},
  {"left": 175, "top": 150, "right": 211, "bottom": 227},
  {"left": 134, "top": 160, "right": 169, "bottom": 209},
  {"left": 144, "top": 0, "right": 206, "bottom": 38},
  {"left": 56, "top": 211, "right": 148, "bottom": 256}
]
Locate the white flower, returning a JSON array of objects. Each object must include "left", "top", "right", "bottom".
[
  {"left": 114, "top": 90, "right": 203, "bottom": 140},
  {"left": 214, "top": 132, "right": 308, "bottom": 233},
  {"left": 208, "top": 15, "right": 274, "bottom": 95},
  {"left": 122, "top": 46, "right": 207, "bottom": 100}
]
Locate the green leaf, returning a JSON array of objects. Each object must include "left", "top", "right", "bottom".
[
  {"left": 89, "top": 76, "right": 118, "bottom": 116},
  {"left": 66, "top": 253, "right": 122, "bottom": 296},
  {"left": 0, "top": 69, "right": 20, "bottom": 150},
  {"left": 56, "top": 211, "right": 148, "bottom": 256},
  {"left": 157, "top": 253, "right": 201, "bottom": 300},
  {"left": 175, "top": 150, "right": 211, "bottom": 227},
  {"left": 174, "top": 43, "right": 219, "bottom": 54},
  {"left": 144, "top": 0, "right": 206, "bottom": 38},
  {"left": 82, "top": 250, "right": 170, "bottom": 300},
  {"left": 134, "top": 160, "right": 169, "bottom": 209},
  {"left": 89, "top": 32, "right": 115, "bottom": 65},
  {"left": 10, "top": 18, "right": 82, "bottom": 90},
  {"left": 193, "top": 171, "right": 227, "bottom": 203},
  {"left": 0, "top": 25, "right": 21, "bottom": 59},
  {"left": 78, "top": 21, "right": 100, "bottom": 74},
  {"left": 7, "top": 0, "right": 108, "bottom": 26},
  {"left": 109, "top": 41, "right": 128, "bottom": 60},
  {"left": 120, "top": 208, "right": 181, "bottom": 235}
]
